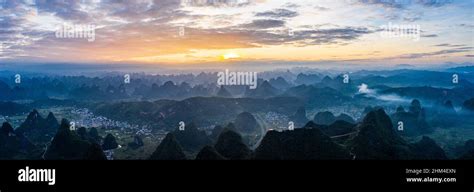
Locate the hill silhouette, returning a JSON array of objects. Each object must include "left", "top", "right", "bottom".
[
  {"left": 149, "top": 133, "right": 186, "bottom": 160},
  {"left": 44, "top": 119, "right": 106, "bottom": 160},
  {"left": 254, "top": 122, "right": 351, "bottom": 160}
]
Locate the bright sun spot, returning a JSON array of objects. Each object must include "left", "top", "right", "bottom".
[{"left": 221, "top": 53, "right": 240, "bottom": 60}]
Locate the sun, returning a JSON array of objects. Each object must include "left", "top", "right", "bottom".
[{"left": 221, "top": 53, "right": 240, "bottom": 60}]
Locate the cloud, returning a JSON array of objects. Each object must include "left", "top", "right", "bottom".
[
  {"left": 314, "top": 5, "right": 330, "bottom": 11},
  {"left": 434, "top": 43, "right": 467, "bottom": 47},
  {"left": 0, "top": 0, "right": 375, "bottom": 63},
  {"left": 181, "top": 0, "right": 264, "bottom": 7},
  {"left": 283, "top": 2, "right": 300, "bottom": 9},
  {"left": 226, "top": 26, "right": 374, "bottom": 46},
  {"left": 238, "top": 19, "right": 286, "bottom": 29},
  {"left": 417, "top": 0, "right": 453, "bottom": 7},
  {"left": 98, "top": 0, "right": 186, "bottom": 23},
  {"left": 255, "top": 9, "right": 298, "bottom": 18},
  {"left": 399, "top": 48, "right": 472, "bottom": 59},
  {"left": 34, "top": 0, "right": 93, "bottom": 22},
  {"left": 0, "top": 0, "right": 470, "bottom": 64},
  {"left": 358, "top": 83, "right": 374, "bottom": 94},
  {"left": 357, "top": 83, "right": 409, "bottom": 102},
  {"left": 403, "top": 13, "right": 422, "bottom": 22},
  {"left": 256, "top": 27, "right": 373, "bottom": 46},
  {"left": 421, "top": 34, "right": 438, "bottom": 38},
  {"left": 355, "top": 0, "right": 453, "bottom": 8},
  {"left": 0, "top": 0, "right": 24, "bottom": 9},
  {"left": 459, "top": 24, "right": 474, "bottom": 28},
  {"left": 355, "top": 0, "right": 406, "bottom": 8}
]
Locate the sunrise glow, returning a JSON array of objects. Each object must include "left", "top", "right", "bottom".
[{"left": 0, "top": 0, "right": 472, "bottom": 67}]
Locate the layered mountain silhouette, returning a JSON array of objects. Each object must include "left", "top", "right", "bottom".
[
  {"left": 0, "top": 122, "right": 41, "bottom": 159},
  {"left": 214, "top": 128, "right": 252, "bottom": 160},
  {"left": 391, "top": 99, "right": 431, "bottom": 136},
  {"left": 84, "top": 143, "right": 108, "bottom": 160},
  {"left": 314, "top": 75, "right": 354, "bottom": 94},
  {"left": 349, "top": 109, "right": 411, "bottom": 160},
  {"left": 150, "top": 123, "right": 250, "bottom": 160},
  {"left": 409, "top": 136, "right": 447, "bottom": 160},
  {"left": 361, "top": 106, "right": 384, "bottom": 117},
  {"left": 210, "top": 125, "right": 225, "bottom": 141},
  {"left": 380, "top": 85, "right": 472, "bottom": 104},
  {"left": 15, "top": 110, "right": 59, "bottom": 144},
  {"left": 149, "top": 133, "right": 186, "bottom": 160},
  {"left": 43, "top": 119, "right": 106, "bottom": 160},
  {"left": 2, "top": 68, "right": 472, "bottom": 161},
  {"left": 134, "top": 80, "right": 217, "bottom": 100},
  {"left": 431, "top": 100, "right": 459, "bottom": 128},
  {"left": 172, "top": 123, "right": 212, "bottom": 153},
  {"left": 4, "top": 107, "right": 451, "bottom": 160},
  {"left": 254, "top": 121, "right": 351, "bottom": 160},
  {"left": 269, "top": 77, "right": 292, "bottom": 90},
  {"left": 3, "top": 105, "right": 453, "bottom": 160},
  {"left": 69, "top": 84, "right": 108, "bottom": 100},
  {"left": 350, "top": 109, "right": 447, "bottom": 160},
  {"left": 294, "top": 73, "right": 322, "bottom": 85},
  {"left": 77, "top": 127, "right": 102, "bottom": 144},
  {"left": 320, "top": 120, "right": 357, "bottom": 137},
  {"left": 234, "top": 112, "right": 260, "bottom": 134},
  {"left": 244, "top": 80, "right": 279, "bottom": 98},
  {"left": 216, "top": 85, "right": 232, "bottom": 97},
  {"left": 283, "top": 85, "right": 349, "bottom": 107},
  {"left": 0, "top": 82, "right": 48, "bottom": 101},
  {"left": 76, "top": 127, "right": 88, "bottom": 140},
  {"left": 94, "top": 97, "right": 303, "bottom": 129},
  {"left": 104, "top": 84, "right": 128, "bottom": 100},
  {"left": 289, "top": 107, "right": 309, "bottom": 128},
  {"left": 313, "top": 111, "right": 355, "bottom": 125},
  {"left": 89, "top": 128, "right": 102, "bottom": 143}
]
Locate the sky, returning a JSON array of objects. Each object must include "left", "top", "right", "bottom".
[{"left": 0, "top": 0, "right": 473, "bottom": 69}]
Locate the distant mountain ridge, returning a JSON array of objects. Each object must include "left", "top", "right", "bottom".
[{"left": 94, "top": 97, "right": 304, "bottom": 129}]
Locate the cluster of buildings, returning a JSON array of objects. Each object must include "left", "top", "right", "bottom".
[
  {"left": 263, "top": 111, "right": 290, "bottom": 131},
  {"left": 70, "top": 108, "right": 139, "bottom": 130}
]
